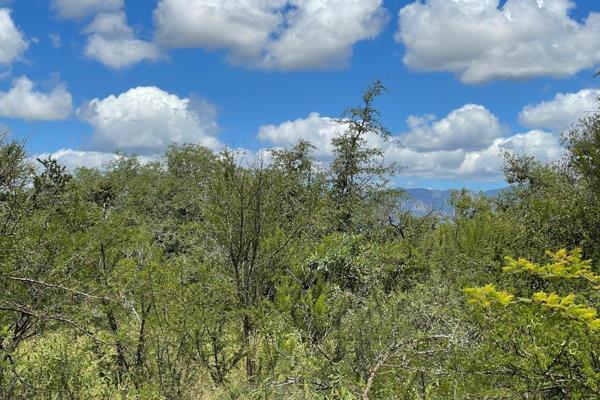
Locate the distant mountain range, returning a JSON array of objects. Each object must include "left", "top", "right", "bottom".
[{"left": 402, "top": 188, "right": 507, "bottom": 215}]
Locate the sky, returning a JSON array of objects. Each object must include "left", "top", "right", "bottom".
[{"left": 1, "top": 0, "right": 599, "bottom": 190}]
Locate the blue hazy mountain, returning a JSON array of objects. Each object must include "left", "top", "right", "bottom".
[{"left": 402, "top": 188, "right": 507, "bottom": 215}]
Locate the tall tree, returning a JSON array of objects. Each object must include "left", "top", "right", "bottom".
[{"left": 329, "top": 80, "right": 399, "bottom": 232}]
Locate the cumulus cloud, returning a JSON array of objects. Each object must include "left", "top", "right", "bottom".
[
  {"left": 454, "top": 130, "right": 563, "bottom": 179},
  {"left": 54, "top": 1, "right": 159, "bottom": 69},
  {"left": 0, "top": 76, "right": 72, "bottom": 121},
  {"left": 391, "top": 107, "right": 554, "bottom": 180},
  {"left": 84, "top": 11, "right": 161, "bottom": 69},
  {"left": 519, "top": 88, "right": 600, "bottom": 131},
  {"left": 403, "top": 104, "right": 504, "bottom": 152},
  {"left": 257, "top": 105, "right": 564, "bottom": 181},
  {"left": 258, "top": 112, "right": 344, "bottom": 157},
  {"left": 396, "top": 0, "right": 600, "bottom": 83},
  {"left": 154, "top": 0, "right": 387, "bottom": 70},
  {"left": 30, "top": 149, "right": 160, "bottom": 172},
  {"left": 0, "top": 8, "right": 28, "bottom": 66},
  {"left": 384, "top": 129, "right": 563, "bottom": 180},
  {"left": 78, "top": 86, "right": 221, "bottom": 154},
  {"left": 51, "top": 0, "right": 123, "bottom": 19},
  {"left": 32, "top": 149, "right": 119, "bottom": 171}
]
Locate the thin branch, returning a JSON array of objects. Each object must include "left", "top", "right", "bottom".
[
  {"left": 1, "top": 275, "right": 113, "bottom": 302},
  {"left": 0, "top": 305, "right": 110, "bottom": 346}
]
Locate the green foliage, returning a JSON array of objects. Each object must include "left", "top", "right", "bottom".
[
  {"left": 3, "top": 83, "right": 600, "bottom": 399},
  {"left": 531, "top": 292, "right": 600, "bottom": 331},
  {"left": 504, "top": 248, "right": 600, "bottom": 285},
  {"left": 465, "top": 249, "right": 600, "bottom": 397},
  {"left": 463, "top": 284, "right": 515, "bottom": 307},
  {"left": 329, "top": 80, "right": 400, "bottom": 233}
]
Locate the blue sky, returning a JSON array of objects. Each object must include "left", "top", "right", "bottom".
[{"left": 1, "top": 0, "right": 599, "bottom": 190}]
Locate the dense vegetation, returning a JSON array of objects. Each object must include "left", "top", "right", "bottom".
[{"left": 1, "top": 82, "right": 599, "bottom": 399}]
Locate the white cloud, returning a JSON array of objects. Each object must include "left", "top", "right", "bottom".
[
  {"left": 0, "top": 76, "right": 72, "bottom": 121},
  {"left": 257, "top": 104, "right": 564, "bottom": 181},
  {"left": 154, "top": 0, "right": 387, "bottom": 70},
  {"left": 154, "top": 0, "right": 283, "bottom": 61},
  {"left": 384, "top": 146, "right": 469, "bottom": 179},
  {"left": 403, "top": 104, "right": 504, "bottom": 152},
  {"left": 519, "top": 88, "right": 600, "bottom": 131},
  {"left": 261, "top": 0, "right": 387, "bottom": 69},
  {"left": 31, "top": 149, "right": 160, "bottom": 172},
  {"left": 381, "top": 129, "right": 562, "bottom": 180},
  {"left": 51, "top": 0, "right": 123, "bottom": 19},
  {"left": 49, "top": 32, "right": 62, "bottom": 48},
  {"left": 455, "top": 130, "right": 563, "bottom": 179},
  {"left": 78, "top": 86, "right": 221, "bottom": 154},
  {"left": 257, "top": 111, "right": 392, "bottom": 158},
  {"left": 396, "top": 0, "right": 600, "bottom": 83},
  {"left": 32, "top": 149, "right": 118, "bottom": 171},
  {"left": 0, "top": 8, "right": 28, "bottom": 66},
  {"left": 53, "top": 1, "right": 159, "bottom": 69},
  {"left": 84, "top": 12, "right": 161, "bottom": 69},
  {"left": 258, "top": 112, "right": 344, "bottom": 157}
]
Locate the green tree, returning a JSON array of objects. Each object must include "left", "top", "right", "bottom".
[
  {"left": 465, "top": 249, "right": 600, "bottom": 398},
  {"left": 329, "top": 80, "right": 399, "bottom": 233}
]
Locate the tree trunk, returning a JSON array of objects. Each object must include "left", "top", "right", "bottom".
[{"left": 243, "top": 314, "right": 256, "bottom": 382}]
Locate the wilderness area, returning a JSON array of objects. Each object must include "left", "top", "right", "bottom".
[
  {"left": 3, "top": 0, "right": 600, "bottom": 398},
  {"left": 2, "top": 80, "right": 600, "bottom": 399}
]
